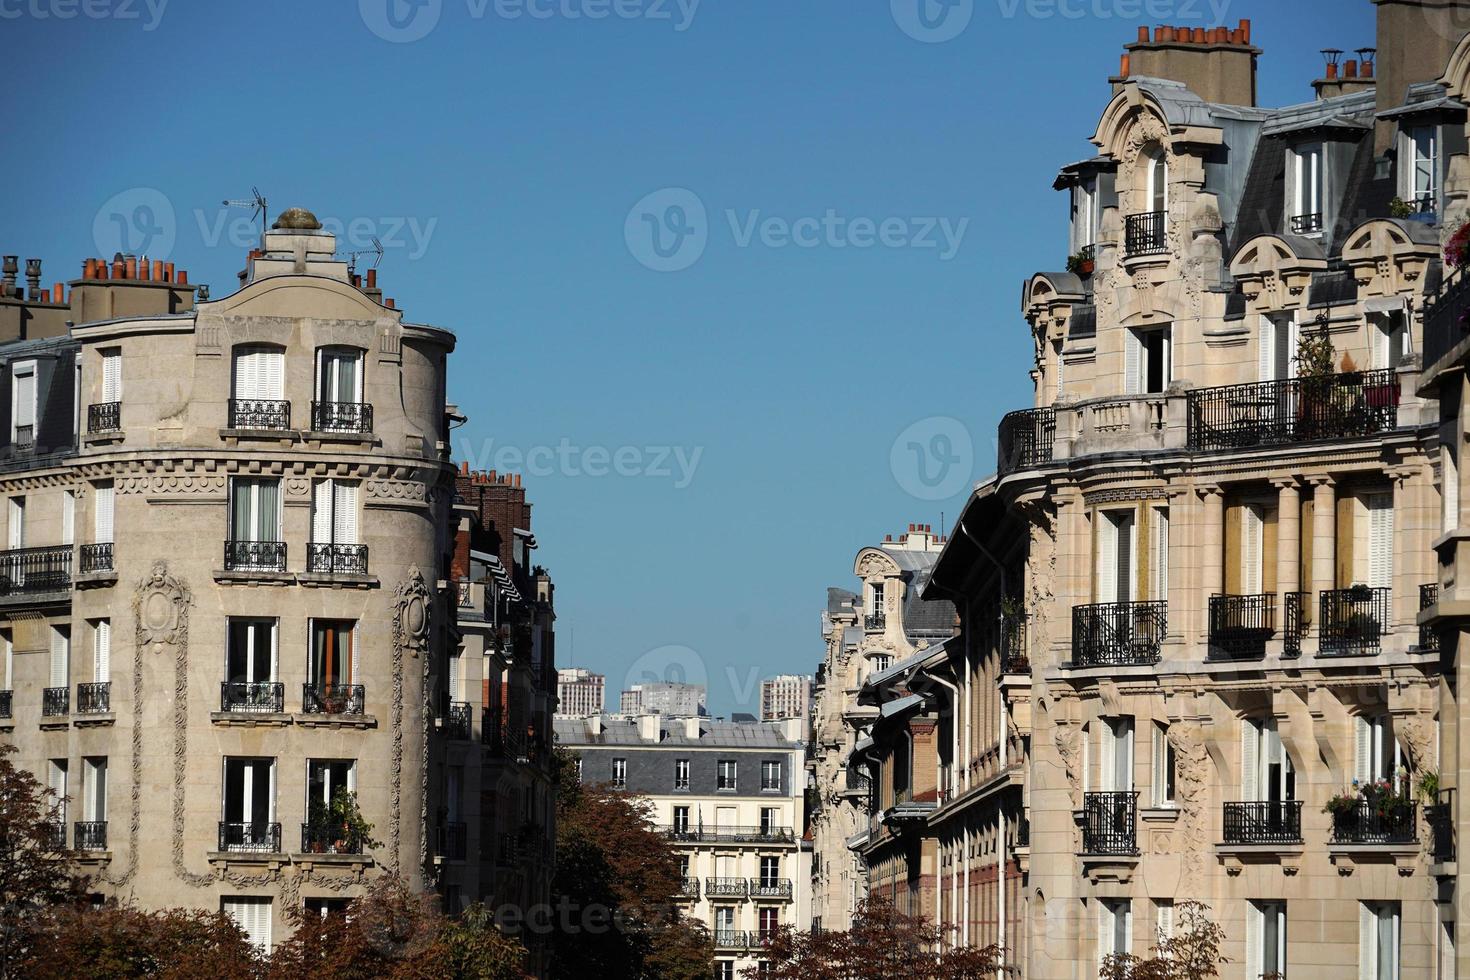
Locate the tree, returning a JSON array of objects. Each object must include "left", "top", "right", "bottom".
[
  {"left": 548, "top": 749, "right": 713, "bottom": 980},
  {"left": 745, "top": 899, "right": 1000, "bottom": 980},
  {"left": 17, "top": 904, "right": 261, "bottom": 980},
  {"left": 1100, "top": 901, "right": 1228, "bottom": 980}
]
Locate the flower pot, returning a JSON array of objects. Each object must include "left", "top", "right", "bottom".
[{"left": 1077, "top": 259, "right": 1094, "bottom": 278}]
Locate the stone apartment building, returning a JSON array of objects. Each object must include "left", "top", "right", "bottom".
[
  {"left": 619, "top": 680, "right": 707, "bottom": 717},
  {"left": 0, "top": 209, "right": 527, "bottom": 953},
  {"left": 826, "top": 3, "right": 1470, "bottom": 977},
  {"left": 760, "top": 674, "right": 812, "bottom": 722},
  {"left": 556, "top": 667, "right": 605, "bottom": 718},
  {"left": 555, "top": 713, "right": 812, "bottom": 979}
]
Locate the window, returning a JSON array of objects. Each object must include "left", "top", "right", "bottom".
[
  {"left": 62, "top": 490, "right": 74, "bottom": 545},
  {"left": 8, "top": 496, "right": 23, "bottom": 549},
  {"left": 573, "top": 756, "right": 582, "bottom": 781},
  {"left": 760, "top": 855, "right": 781, "bottom": 886},
  {"left": 1145, "top": 148, "right": 1168, "bottom": 213},
  {"left": 1099, "top": 899, "right": 1132, "bottom": 967},
  {"left": 1151, "top": 724, "right": 1176, "bottom": 807},
  {"left": 868, "top": 583, "right": 884, "bottom": 622},
  {"left": 1100, "top": 717, "right": 1134, "bottom": 793},
  {"left": 1246, "top": 900, "right": 1286, "bottom": 980},
  {"left": 758, "top": 906, "right": 780, "bottom": 938},
  {"left": 674, "top": 758, "right": 690, "bottom": 790},
  {"left": 309, "top": 620, "right": 357, "bottom": 689},
  {"left": 673, "top": 805, "right": 689, "bottom": 833},
  {"left": 1242, "top": 718, "right": 1295, "bottom": 802},
  {"left": 1125, "top": 326, "right": 1172, "bottom": 394},
  {"left": 232, "top": 346, "right": 285, "bottom": 402},
  {"left": 1259, "top": 312, "right": 1298, "bottom": 381},
  {"left": 11, "top": 361, "right": 35, "bottom": 446},
  {"left": 230, "top": 478, "right": 282, "bottom": 544},
  {"left": 316, "top": 347, "right": 364, "bottom": 406},
  {"left": 47, "top": 758, "right": 68, "bottom": 825},
  {"left": 1409, "top": 125, "right": 1439, "bottom": 210},
  {"left": 221, "top": 757, "right": 275, "bottom": 849},
  {"left": 715, "top": 905, "right": 735, "bottom": 932},
  {"left": 1361, "top": 901, "right": 1400, "bottom": 980},
  {"left": 1367, "top": 493, "right": 1394, "bottom": 590},
  {"left": 227, "top": 619, "right": 276, "bottom": 685},
  {"left": 222, "top": 897, "right": 272, "bottom": 954},
  {"left": 100, "top": 349, "right": 122, "bottom": 404},
  {"left": 1096, "top": 509, "right": 1136, "bottom": 605},
  {"left": 1155, "top": 900, "right": 1173, "bottom": 946},
  {"left": 83, "top": 757, "right": 107, "bottom": 825},
  {"left": 1373, "top": 309, "right": 1409, "bottom": 371},
  {"left": 3, "top": 631, "right": 11, "bottom": 691},
  {"left": 761, "top": 760, "right": 782, "bottom": 791},
  {"left": 92, "top": 620, "right": 110, "bottom": 684},
  {"left": 49, "top": 626, "right": 69, "bottom": 691},
  {"left": 870, "top": 654, "right": 891, "bottom": 673},
  {"left": 1150, "top": 506, "right": 1169, "bottom": 601},
  {"left": 93, "top": 481, "right": 114, "bottom": 544},
  {"left": 1355, "top": 715, "right": 1403, "bottom": 786},
  {"left": 715, "top": 962, "right": 735, "bottom": 980},
  {"left": 717, "top": 760, "right": 737, "bottom": 791},
  {"left": 760, "top": 806, "right": 778, "bottom": 835},
  {"left": 1290, "top": 141, "right": 1324, "bottom": 233},
  {"left": 1073, "top": 176, "right": 1101, "bottom": 251},
  {"left": 612, "top": 758, "right": 627, "bottom": 789},
  {"left": 306, "top": 759, "right": 355, "bottom": 810},
  {"left": 1447, "top": 443, "right": 1461, "bottom": 536},
  {"left": 310, "top": 479, "right": 360, "bottom": 547},
  {"left": 305, "top": 897, "right": 350, "bottom": 920}
]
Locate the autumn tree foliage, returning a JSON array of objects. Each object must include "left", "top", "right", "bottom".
[
  {"left": 549, "top": 748, "right": 713, "bottom": 980},
  {"left": 17, "top": 905, "right": 261, "bottom": 980},
  {"left": 1100, "top": 901, "right": 1229, "bottom": 980},
  {"left": 745, "top": 898, "right": 1000, "bottom": 980}
]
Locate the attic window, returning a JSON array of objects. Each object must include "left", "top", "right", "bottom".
[
  {"left": 1289, "top": 142, "right": 1324, "bottom": 236},
  {"left": 1408, "top": 125, "right": 1439, "bottom": 214}
]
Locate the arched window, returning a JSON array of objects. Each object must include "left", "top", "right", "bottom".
[{"left": 1144, "top": 146, "right": 1168, "bottom": 214}]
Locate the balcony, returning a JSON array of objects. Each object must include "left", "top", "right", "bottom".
[
  {"left": 676, "top": 876, "right": 700, "bottom": 899},
  {"left": 1071, "top": 601, "right": 1166, "bottom": 668},
  {"left": 87, "top": 401, "right": 121, "bottom": 434},
  {"left": 1186, "top": 371, "right": 1399, "bottom": 452},
  {"left": 1425, "top": 269, "right": 1470, "bottom": 374},
  {"left": 497, "top": 832, "right": 518, "bottom": 866},
  {"left": 14, "top": 424, "right": 33, "bottom": 450},
  {"left": 0, "top": 689, "right": 10, "bottom": 719},
  {"left": 443, "top": 701, "right": 472, "bottom": 740},
  {"left": 997, "top": 407, "right": 1056, "bottom": 476},
  {"left": 311, "top": 401, "right": 374, "bottom": 434},
  {"left": 74, "top": 820, "right": 107, "bottom": 851},
  {"left": 1081, "top": 791, "right": 1138, "bottom": 855},
  {"left": 1330, "top": 801, "right": 1417, "bottom": 844},
  {"left": 714, "top": 930, "right": 750, "bottom": 951},
  {"left": 1283, "top": 592, "right": 1308, "bottom": 658},
  {"left": 302, "top": 683, "right": 364, "bottom": 716},
  {"left": 1318, "top": 586, "right": 1390, "bottom": 656},
  {"left": 1289, "top": 212, "right": 1324, "bottom": 236},
  {"left": 1428, "top": 793, "right": 1454, "bottom": 864},
  {"left": 664, "top": 825, "right": 796, "bottom": 844},
  {"left": 220, "top": 681, "right": 285, "bottom": 714},
  {"left": 706, "top": 877, "right": 749, "bottom": 899},
  {"left": 219, "top": 821, "right": 282, "bottom": 853},
  {"left": 79, "top": 543, "right": 114, "bottom": 573},
  {"left": 307, "top": 543, "right": 369, "bottom": 575},
  {"left": 301, "top": 821, "right": 363, "bottom": 855},
  {"left": 76, "top": 681, "right": 110, "bottom": 714},
  {"left": 437, "top": 821, "right": 467, "bottom": 861},
  {"left": 42, "top": 821, "right": 65, "bottom": 850},
  {"left": 750, "top": 878, "right": 793, "bottom": 900},
  {"left": 1001, "top": 612, "right": 1029, "bottom": 672},
  {"left": 863, "top": 613, "right": 885, "bottom": 631},
  {"left": 223, "top": 540, "right": 287, "bottom": 573},
  {"left": 228, "top": 398, "right": 290, "bottom": 431},
  {"left": 0, "top": 545, "right": 72, "bottom": 596},
  {"left": 1420, "top": 583, "right": 1440, "bottom": 653},
  {"left": 42, "top": 686, "right": 68, "bottom": 717},
  {"left": 1208, "top": 594, "right": 1275, "bottom": 660},
  {"left": 1124, "top": 210, "right": 1168, "bottom": 257},
  {"left": 1222, "top": 801, "right": 1303, "bottom": 845}
]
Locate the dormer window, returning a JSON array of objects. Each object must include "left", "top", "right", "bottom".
[
  {"left": 1289, "top": 142, "right": 1324, "bottom": 236},
  {"left": 1125, "top": 149, "right": 1168, "bottom": 256},
  {"left": 1407, "top": 125, "right": 1439, "bottom": 216},
  {"left": 1073, "top": 177, "right": 1101, "bottom": 252}
]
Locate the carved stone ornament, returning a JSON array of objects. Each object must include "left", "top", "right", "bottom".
[
  {"left": 393, "top": 566, "right": 432, "bottom": 657},
  {"left": 135, "top": 560, "right": 191, "bottom": 654}
]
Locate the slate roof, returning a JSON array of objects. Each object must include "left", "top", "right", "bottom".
[{"left": 553, "top": 715, "right": 798, "bottom": 748}]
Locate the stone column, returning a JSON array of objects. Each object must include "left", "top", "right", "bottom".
[
  {"left": 1309, "top": 478, "right": 1337, "bottom": 640},
  {"left": 1199, "top": 486, "right": 1224, "bottom": 646},
  {"left": 1274, "top": 479, "right": 1301, "bottom": 633},
  {"left": 1389, "top": 468, "right": 1414, "bottom": 632}
]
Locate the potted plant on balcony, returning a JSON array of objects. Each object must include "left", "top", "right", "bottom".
[
  {"left": 1324, "top": 785, "right": 1361, "bottom": 837},
  {"left": 1417, "top": 769, "right": 1440, "bottom": 803},
  {"left": 1448, "top": 219, "right": 1470, "bottom": 271},
  {"left": 327, "top": 788, "right": 379, "bottom": 854},
  {"left": 1066, "top": 245, "right": 1095, "bottom": 279}
]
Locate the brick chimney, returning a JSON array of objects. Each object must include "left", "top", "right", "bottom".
[
  {"left": 454, "top": 468, "right": 532, "bottom": 575},
  {"left": 1313, "top": 48, "right": 1377, "bottom": 100},
  {"left": 1112, "top": 20, "right": 1260, "bottom": 107},
  {"left": 1371, "top": 0, "right": 1470, "bottom": 153}
]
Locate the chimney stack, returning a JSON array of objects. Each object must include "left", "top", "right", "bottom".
[
  {"left": 1313, "top": 46, "right": 1376, "bottom": 101},
  {"left": 1114, "top": 18, "right": 1260, "bottom": 107}
]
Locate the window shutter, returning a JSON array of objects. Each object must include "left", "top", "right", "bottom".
[
  {"left": 1156, "top": 902, "right": 1173, "bottom": 944},
  {"left": 1096, "top": 516, "right": 1118, "bottom": 604},
  {"left": 1081, "top": 724, "right": 1091, "bottom": 795},
  {"left": 1115, "top": 514, "right": 1133, "bottom": 604},
  {"left": 61, "top": 491, "right": 74, "bottom": 546},
  {"left": 94, "top": 620, "right": 109, "bottom": 683},
  {"left": 1124, "top": 905, "right": 1133, "bottom": 958},
  {"left": 1151, "top": 726, "right": 1166, "bottom": 806},
  {"left": 94, "top": 483, "right": 114, "bottom": 543},
  {"left": 1368, "top": 494, "right": 1393, "bottom": 589},
  {"left": 1355, "top": 716, "right": 1373, "bottom": 784},
  {"left": 50, "top": 629, "right": 67, "bottom": 688},
  {"left": 1242, "top": 719, "right": 1260, "bottom": 800},
  {"left": 1245, "top": 903, "right": 1262, "bottom": 980},
  {"left": 1152, "top": 508, "right": 1170, "bottom": 601},
  {"left": 1258, "top": 316, "right": 1275, "bottom": 381},
  {"left": 349, "top": 625, "right": 360, "bottom": 686},
  {"left": 1124, "top": 331, "right": 1142, "bottom": 395},
  {"left": 1445, "top": 447, "right": 1459, "bottom": 534},
  {"left": 333, "top": 482, "right": 358, "bottom": 545},
  {"left": 1100, "top": 721, "right": 1117, "bottom": 792},
  {"left": 14, "top": 370, "right": 35, "bottom": 428},
  {"left": 311, "top": 481, "right": 333, "bottom": 544},
  {"left": 263, "top": 351, "right": 284, "bottom": 401},
  {"left": 1359, "top": 903, "right": 1374, "bottom": 980},
  {"left": 233, "top": 351, "right": 257, "bottom": 400},
  {"left": 101, "top": 351, "right": 121, "bottom": 403},
  {"left": 1243, "top": 505, "right": 1263, "bottom": 595}
]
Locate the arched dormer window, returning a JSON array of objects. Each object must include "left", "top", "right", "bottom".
[
  {"left": 1126, "top": 146, "right": 1169, "bottom": 257},
  {"left": 1144, "top": 145, "right": 1168, "bottom": 214}
]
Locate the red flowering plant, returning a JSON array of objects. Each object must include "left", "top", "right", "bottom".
[{"left": 1446, "top": 220, "right": 1470, "bottom": 270}]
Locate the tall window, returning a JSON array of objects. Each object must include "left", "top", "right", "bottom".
[
  {"left": 1151, "top": 723, "right": 1176, "bottom": 807},
  {"left": 227, "top": 618, "right": 277, "bottom": 685},
  {"left": 222, "top": 757, "right": 276, "bottom": 844},
  {"left": 760, "top": 855, "right": 781, "bottom": 886},
  {"left": 760, "top": 806, "right": 779, "bottom": 835},
  {"left": 11, "top": 361, "right": 35, "bottom": 447},
  {"left": 612, "top": 758, "right": 627, "bottom": 789},
  {"left": 672, "top": 805, "right": 689, "bottom": 833},
  {"left": 62, "top": 490, "right": 74, "bottom": 545},
  {"left": 310, "top": 480, "right": 361, "bottom": 574},
  {"left": 232, "top": 346, "right": 285, "bottom": 402},
  {"left": 1246, "top": 900, "right": 1286, "bottom": 980},
  {"left": 93, "top": 481, "right": 114, "bottom": 545},
  {"left": 1355, "top": 715, "right": 1403, "bottom": 785},
  {"left": 100, "top": 349, "right": 122, "bottom": 404},
  {"left": 92, "top": 619, "right": 110, "bottom": 684},
  {"left": 717, "top": 760, "right": 737, "bottom": 791},
  {"left": 1125, "top": 326, "right": 1172, "bottom": 394},
  {"left": 316, "top": 347, "right": 364, "bottom": 405},
  {"left": 1361, "top": 901, "right": 1401, "bottom": 980},
  {"left": 1146, "top": 149, "right": 1168, "bottom": 213},
  {"left": 309, "top": 620, "right": 357, "bottom": 688},
  {"left": 47, "top": 759, "right": 67, "bottom": 825},
  {"left": 1100, "top": 717, "right": 1134, "bottom": 793},
  {"left": 223, "top": 897, "right": 273, "bottom": 954},
  {"left": 306, "top": 759, "right": 355, "bottom": 810},
  {"left": 1150, "top": 506, "right": 1170, "bottom": 601},
  {"left": 1099, "top": 899, "right": 1132, "bottom": 968},
  {"left": 1291, "top": 141, "right": 1324, "bottom": 232},
  {"left": 758, "top": 906, "right": 780, "bottom": 938},
  {"left": 8, "top": 496, "right": 23, "bottom": 549},
  {"left": 674, "top": 759, "right": 690, "bottom": 790},
  {"left": 83, "top": 757, "right": 107, "bottom": 826},
  {"left": 761, "top": 760, "right": 782, "bottom": 791},
  {"left": 1074, "top": 177, "right": 1101, "bottom": 251},
  {"left": 1410, "top": 125, "right": 1439, "bottom": 209},
  {"left": 1096, "top": 510, "right": 1136, "bottom": 605},
  {"left": 1259, "top": 312, "right": 1298, "bottom": 381},
  {"left": 230, "top": 479, "right": 282, "bottom": 544},
  {"left": 1242, "top": 719, "right": 1295, "bottom": 803},
  {"left": 1367, "top": 493, "right": 1394, "bottom": 590},
  {"left": 49, "top": 626, "right": 69, "bottom": 691}
]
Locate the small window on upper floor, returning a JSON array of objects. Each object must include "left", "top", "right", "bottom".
[
  {"left": 1073, "top": 177, "right": 1101, "bottom": 252},
  {"left": 1407, "top": 124, "right": 1439, "bottom": 216},
  {"left": 1289, "top": 142, "right": 1325, "bottom": 236},
  {"left": 11, "top": 361, "right": 36, "bottom": 448},
  {"left": 1124, "top": 326, "right": 1171, "bottom": 395}
]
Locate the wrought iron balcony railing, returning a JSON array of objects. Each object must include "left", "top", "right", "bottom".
[
  {"left": 1428, "top": 792, "right": 1455, "bottom": 863},
  {"left": 1222, "top": 800, "right": 1303, "bottom": 844},
  {"left": 42, "top": 821, "right": 65, "bottom": 850},
  {"left": 750, "top": 878, "right": 793, "bottom": 900},
  {"left": 302, "top": 683, "right": 365, "bottom": 715},
  {"left": 228, "top": 398, "right": 290, "bottom": 430},
  {"left": 311, "top": 401, "right": 374, "bottom": 434},
  {"left": 845, "top": 769, "right": 871, "bottom": 794},
  {"left": 223, "top": 540, "right": 287, "bottom": 573},
  {"left": 1319, "top": 586, "right": 1390, "bottom": 656},
  {"left": 497, "top": 832, "right": 518, "bottom": 866},
  {"left": 1424, "top": 268, "right": 1470, "bottom": 374},
  {"left": 1283, "top": 591, "right": 1308, "bottom": 658},
  {"left": 1289, "top": 212, "right": 1324, "bottom": 235},
  {"left": 87, "top": 401, "right": 121, "bottom": 434},
  {"left": 1002, "top": 611, "right": 1029, "bottom": 673},
  {"left": 663, "top": 825, "right": 796, "bottom": 844},
  {"left": 1081, "top": 791, "right": 1138, "bottom": 855},
  {"left": 863, "top": 613, "right": 885, "bottom": 631},
  {"left": 1186, "top": 371, "right": 1399, "bottom": 452},
  {"left": 74, "top": 820, "right": 107, "bottom": 851},
  {"left": 1421, "top": 583, "right": 1440, "bottom": 653},
  {"left": 436, "top": 821, "right": 467, "bottom": 860},
  {"left": 42, "top": 686, "right": 68, "bottom": 717},
  {"left": 0, "top": 545, "right": 72, "bottom": 595},
  {"left": 676, "top": 876, "right": 700, "bottom": 899},
  {"left": 1330, "top": 801, "right": 1417, "bottom": 844},
  {"left": 1125, "top": 210, "right": 1168, "bottom": 256},
  {"left": 220, "top": 681, "right": 285, "bottom": 714},
  {"left": 307, "top": 542, "right": 369, "bottom": 574},
  {"left": 714, "top": 930, "right": 750, "bottom": 950},
  {"left": 1071, "top": 601, "right": 1166, "bottom": 667},
  {"left": 79, "top": 542, "right": 114, "bottom": 573},
  {"left": 76, "top": 681, "right": 110, "bottom": 714},
  {"left": 997, "top": 407, "right": 1056, "bottom": 476},
  {"left": 706, "top": 877, "right": 749, "bottom": 898},
  {"left": 1208, "top": 594, "right": 1275, "bottom": 660},
  {"left": 219, "top": 821, "right": 282, "bottom": 853},
  {"left": 14, "top": 424, "right": 33, "bottom": 449},
  {"left": 301, "top": 821, "right": 364, "bottom": 855},
  {"left": 0, "top": 689, "right": 10, "bottom": 718},
  {"left": 443, "top": 701, "right": 472, "bottom": 740}
]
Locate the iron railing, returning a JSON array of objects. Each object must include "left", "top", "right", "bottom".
[
  {"left": 1125, "top": 210, "right": 1168, "bottom": 256},
  {"left": 1424, "top": 268, "right": 1470, "bottom": 373},
  {"left": 223, "top": 540, "right": 286, "bottom": 573},
  {"left": 228, "top": 399, "right": 291, "bottom": 430},
  {"left": 87, "top": 401, "right": 121, "bottom": 433},
  {"left": 14, "top": 424, "right": 33, "bottom": 449},
  {"left": 1283, "top": 592, "right": 1308, "bottom": 657},
  {"left": 997, "top": 407, "right": 1056, "bottom": 476},
  {"left": 302, "top": 684, "right": 365, "bottom": 715},
  {"left": 676, "top": 877, "right": 700, "bottom": 899},
  {"left": 863, "top": 613, "right": 885, "bottom": 631},
  {"left": 1208, "top": 594, "right": 1275, "bottom": 659},
  {"left": 220, "top": 821, "right": 282, "bottom": 853},
  {"left": 1421, "top": 583, "right": 1440, "bottom": 653},
  {"left": 1330, "top": 801, "right": 1417, "bottom": 844},
  {"left": 1428, "top": 795, "right": 1455, "bottom": 863},
  {"left": 845, "top": 769, "right": 871, "bottom": 795},
  {"left": 1222, "top": 801, "right": 1303, "bottom": 844},
  {"left": 221, "top": 681, "right": 285, "bottom": 713},
  {"left": 41, "top": 821, "right": 65, "bottom": 850},
  {"left": 1002, "top": 612, "right": 1029, "bottom": 672},
  {"left": 750, "top": 878, "right": 793, "bottom": 900},
  {"left": 437, "top": 822, "right": 467, "bottom": 860},
  {"left": 706, "top": 877, "right": 749, "bottom": 898},
  {"left": 1186, "top": 371, "right": 1398, "bottom": 451},
  {"left": 1289, "top": 212, "right": 1324, "bottom": 235},
  {"left": 310, "top": 401, "right": 374, "bottom": 433},
  {"left": 714, "top": 930, "right": 750, "bottom": 950},
  {"left": 0, "top": 545, "right": 72, "bottom": 595},
  {"left": 307, "top": 543, "right": 369, "bottom": 574},
  {"left": 497, "top": 833, "right": 518, "bottom": 866},
  {"left": 664, "top": 825, "right": 795, "bottom": 844},
  {"left": 0, "top": 689, "right": 10, "bottom": 718},
  {"left": 42, "top": 686, "right": 68, "bottom": 716},
  {"left": 1319, "top": 587, "right": 1390, "bottom": 656},
  {"left": 76, "top": 681, "right": 110, "bottom": 714},
  {"left": 1071, "top": 601, "right": 1166, "bottom": 667},
  {"left": 79, "top": 542, "right": 114, "bottom": 573},
  {"left": 301, "top": 822, "right": 364, "bottom": 855},
  {"left": 443, "top": 701, "right": 472, "bottom": 740},
  {"left": 1081, "top": 791, "right": 1138, "bottom": 855},
  {"left": 74, "top": 820, "right": 107, "bottom": 851}
]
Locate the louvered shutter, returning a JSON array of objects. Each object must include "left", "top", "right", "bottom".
[
  {"left": 311, "top": 481, "right": 333, "bottom": 544},
  {"left": 1119, "top": 719, "right": 1135, "bottom": 792},
  {"left": 262, "top": 350, "right": 284, "bottom": 401},
  {"left": 1245, "top": 903, "right": 1262, "bottom": 980},
  {"left": 1242, "top": 720, "right": 1260, "bottom": 800},
  {"left": 50, "top": 628, "right": 67, "bottom": 688},
  {"left": 1097, "top": 516, "right": 1118, "bottom": 604},
  {"left": 1152, "top": 508, "right": 1170, "bottom": 600},
  {"left": 224, "top": 898, "right": 272, "bottom": 954},
  {"left": 1259, "top": 316, "right": 1275, "bottom": 381},
  {"left": 1124, "top": 905, "right": 1133, "bottom": 958},
  {"left": 333, "top": 482, "right": 358, "bottom": 545},
  {"left": 101, "top": 351, "right": 121, "bottom": 403},
  {"left": 1360, "top": 903, "right": 1374, "bottom": 980},
  {"left": 1355, "top": 716, "right": 1373, "bottom": 783},
  {"left": 233, "top": 351, "right": 257, "bottom": 400},
  {"left": 1081, "top": 725, "right": 1091, "bottom": 795},
  {"left": 1117, "top": 515, "right": 1134, "bottom": 604},
  {"left": 1124, "top": 330, "right": 1142, "bottom": 395},
  {"left": 1368, "top": 494, "right": 1393, "bottom": 589},
  {"left": 1446, "top": 448, "right": 1459, "bottom": 534},
  {"left": 1156, "top": 902, "right": 1173, "bottom": 944},
  {"left": 14, "top": 368, "right": 35, "bottom": 429},
  {"left": 1100, "top": 721, "right": 1117, "bottom": 792},
  {"left": 61, "top": 491, "right": 73, "bottom": 545},
  {"left": 1152, "top": 726, "right": 1166, "bottom": 806},
  {"left": 1243, "top": 505, "right": 1263, "bottom": 595},
  {"left": 94, "top": 620, "right": 109, "bottom": 683},
  {"left": 94, "top": 483, "right": 113, "bottom": 543},
  {"left": 350, "top": 624, "right": 360, "bottom": 685},
  {"left": 4, "top": 637, "right": 11, "bottom": 689}
]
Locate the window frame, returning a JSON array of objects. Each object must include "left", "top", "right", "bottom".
[{"left": 717, "top": 759, "right": 738, "bottom": 792}]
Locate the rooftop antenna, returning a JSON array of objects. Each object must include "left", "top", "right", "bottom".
[
  {"left": 343, "top": 236, "right": 385, "bottom": 276},
  {"left": 222, "top": 187, "right": 268, "bottom": 237}
]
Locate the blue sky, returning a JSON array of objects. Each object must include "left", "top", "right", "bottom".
[{"left": 3, "top": 0, "right": 1377, "bottom": 715}]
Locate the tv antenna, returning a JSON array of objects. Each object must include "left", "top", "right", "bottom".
[
  {"left": 222, "top": 187, "right": 268, "bottom": 237},
  {"left": 343, "top": 237, "right": 384, "bottom": 275}
]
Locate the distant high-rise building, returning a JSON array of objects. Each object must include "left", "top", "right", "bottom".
[
  {"left": 556, "top": 668, "right": 605, "bottom": 718},
  {"left": 760, "top": 674, "right": 813, "bottom": 722},
  {"left": 618, "top": 681, "right": 706, "bottom": 717}
]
